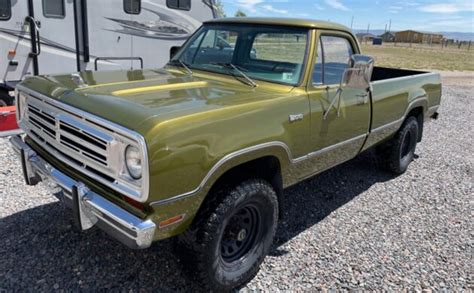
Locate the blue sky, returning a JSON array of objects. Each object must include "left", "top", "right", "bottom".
[{"left": 220, "top": 0, "right": 474, "bottom": 33}]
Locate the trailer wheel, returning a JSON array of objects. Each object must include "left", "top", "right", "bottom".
[
  {"left": 176, "top": 179, "right": 278, "bottom": 291},
  {"left": 0, "top": 90, "right": 13, "bottom": 107},
  {"left": 379, "top": 116, "right": 419, "bottom": 174}
]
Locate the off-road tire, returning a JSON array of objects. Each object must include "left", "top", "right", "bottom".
[
  {"left": 379, "top": 116, "right": 419, "bottom": 174},
  {"left": 176, "top": 179, "right": 279, "bottom": 292}
]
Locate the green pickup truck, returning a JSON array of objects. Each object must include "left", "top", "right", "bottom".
[{"left": 11, "top": 18, "right": 441, "bottom": 290}]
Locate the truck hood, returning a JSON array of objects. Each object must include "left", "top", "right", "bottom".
[{"left": 19, "top": 69, "right": 293, "bottom": 135}]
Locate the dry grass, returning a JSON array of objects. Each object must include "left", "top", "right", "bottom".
[{"left": 361, "top": 43, "right": 474, "bottom": 72}]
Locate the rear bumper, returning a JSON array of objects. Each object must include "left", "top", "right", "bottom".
[{"left": 10, "top": 135, "right": 156, "bottom": 249}]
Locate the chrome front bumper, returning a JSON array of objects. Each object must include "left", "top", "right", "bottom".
[{"left": 10, "top": 135, "right": 156, "bottom": 249}]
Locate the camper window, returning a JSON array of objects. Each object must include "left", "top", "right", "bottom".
[
  {"left": 124, "top": 0, "right": 141, "bottom": 14},
  {"left": 42, "top": 0, "right": 65, "bottom": 19},
  {"left": 0, "top": 0, "right": 11, "bottom": 21},
  {"left": 167, "top": 0, "right": 191, "bottom": 11}
]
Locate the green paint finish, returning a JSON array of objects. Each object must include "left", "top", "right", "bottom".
[{"left": 17, "top": 18, "right": 442, "bottom": 241}]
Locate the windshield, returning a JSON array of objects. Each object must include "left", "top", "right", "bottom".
[{"left": 170, "top": 24, "right": 309, "bottom": 86}]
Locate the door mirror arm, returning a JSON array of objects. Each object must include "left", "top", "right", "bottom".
[{"left": 323, "top": 86, "right": 343, "bottom": 120}]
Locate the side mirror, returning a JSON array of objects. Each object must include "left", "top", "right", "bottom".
[
  {"left": 341, "top": 54, "right": 374, "bottom": 90},
  {"left": 217, "top": 40, "right": 226, "bottom": 50},
  {"left": 324, "top": 55, "right": 374, "bottom": 120},
  {"left": 250, "top": 48, "right": 257, "bottom": 59},
  {"left": 170, "top": 46, "right": 182, "bottom": 59}
]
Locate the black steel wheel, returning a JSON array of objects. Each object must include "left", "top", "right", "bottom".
[{"left": 220, "top": 204, "right": 261, "bottom": 263}]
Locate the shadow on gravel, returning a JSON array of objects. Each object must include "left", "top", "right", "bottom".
[
  {"left": 0, "top": 202, "right": 197, "bottom": 291},
  {"left": 271, "top": 151, "right": 396, "bottom": 254},
  {"left": 0, "top": 152, "right": 396, "bottom": 290}
]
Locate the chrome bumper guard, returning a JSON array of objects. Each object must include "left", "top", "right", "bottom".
[{"left": 10, "top": 135, "right": 156, "bottom": 249}]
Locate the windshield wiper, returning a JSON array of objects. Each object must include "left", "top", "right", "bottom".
[
  {"left": 211, "top": 62, "right": 257, "bottom": 88},
  {"left": 168, "top": 59, "right": 193, "bottom": 75}
]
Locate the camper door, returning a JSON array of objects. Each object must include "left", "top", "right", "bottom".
[
  {"left": 0, "top": 0, "right": 34, "bottom": 84},
  {"left": 30, "top": 0, "right": 78, "bottom": 75}
]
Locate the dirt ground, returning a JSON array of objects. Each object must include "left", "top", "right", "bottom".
[{"left": 438, "top": 71, "right": 474, "bottom": 86}]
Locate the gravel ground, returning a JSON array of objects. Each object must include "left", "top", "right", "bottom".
[{"left": 1, "top": 86, "right": 472, "bottom": 291}]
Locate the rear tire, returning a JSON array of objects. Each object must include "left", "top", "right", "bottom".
[
  {"left": 176, "top": 179, "right": 278, "bottom": 292},
  {"left": 379, "top": 116, "right": 419, "bottom": 174},
  {"left": 0, "top": 90, "right": 13, "bottom": 107}
]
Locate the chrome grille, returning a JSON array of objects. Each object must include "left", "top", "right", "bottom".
[
  {"left": 23, "top": 94, "right": 115, "bottom": 179},
  {"left": 26, "top": 103, "right": 111, "bottom": 167},
  {"left": 17, "top": 86, "right": 150, "bottom": 203},
  {"left": 27, "top": 104, "right": 56, "bottom": 139},
  {"left": 58, "top": 119, "right": 108, "bottom": 166}
]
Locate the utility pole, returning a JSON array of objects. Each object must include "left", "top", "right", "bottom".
[
  {"left": 384, "top": 24, "right": 387, "bottom": 33},
  {"left": 388, "top": 19, "right": 392, "bottom": 33},
  {"left": 350, "top": 16, "right": 354, "bottom": 29},
  {"left": 366, "top": 23, "right": 370, "bottom": 45}
]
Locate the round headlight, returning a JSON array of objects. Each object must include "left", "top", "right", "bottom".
[{"left": 125, "top": 145, "right": 142, "bottom": 179}]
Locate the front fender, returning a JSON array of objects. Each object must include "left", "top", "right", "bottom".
[{"left": 148, "top": 142, "right": 294, "bottom": 240}]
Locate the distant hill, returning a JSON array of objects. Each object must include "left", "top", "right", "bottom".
[{"left": 353, "top": 29, "right": 474, "bottom": 41}]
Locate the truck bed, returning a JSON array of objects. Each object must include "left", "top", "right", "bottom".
[
  {"left": 363, "top": 67, "right": 442, "bottom": 151},
  {"left": 371, "top": 67, "right": 428, "bottom": 82}
]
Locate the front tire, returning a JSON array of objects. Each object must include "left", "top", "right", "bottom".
[
  {"left": 177, "top": 179, "right": 278, "bottom": 292},
  {"left": 380, "top": 116, "right": 419, "bottom": 174}
]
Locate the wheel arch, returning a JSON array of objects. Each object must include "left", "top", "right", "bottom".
[
  {"left": 195, "top": 144, "right": 292, "bottom": 220},
  {"left": 404, "top": 96, "right": 427, "bottom": 143},
  {"left": 405, "top": 106, "right": 424, "bottom": 142}
]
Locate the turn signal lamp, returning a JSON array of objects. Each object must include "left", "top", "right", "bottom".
[{"left": 159, "top": 214, "right": 185, "bottom": 228}]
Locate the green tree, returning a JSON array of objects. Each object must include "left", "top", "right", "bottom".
[
  {"left": 234, "top": 10, "right": 247, "bottom": 17},
  {"left": 214, "top": 0, "right": 226, "bottom": 18}
]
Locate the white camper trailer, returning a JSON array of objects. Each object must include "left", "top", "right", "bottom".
[{"left": 0, "top": 0, "right": 216, "bottom": 105}]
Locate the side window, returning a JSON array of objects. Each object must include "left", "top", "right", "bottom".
[
  {"left": 124, "top": 0, "right": 141, "bottom": 14},
  {"left": 313, "top": 35, "right": 354, "bottom": 85},
  {"left": 167, "top": 0, "right": 191, "bottom": 11},
  {"left": 43, "top": 0, "right": 65, "bottom": 19},
  {"left": 0, "top": 0, "right": 11, "bottom": 21}
]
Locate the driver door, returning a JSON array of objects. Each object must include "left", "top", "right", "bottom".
[{"left": 306, "top": 32, "right": 370, "bottom": 173}]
